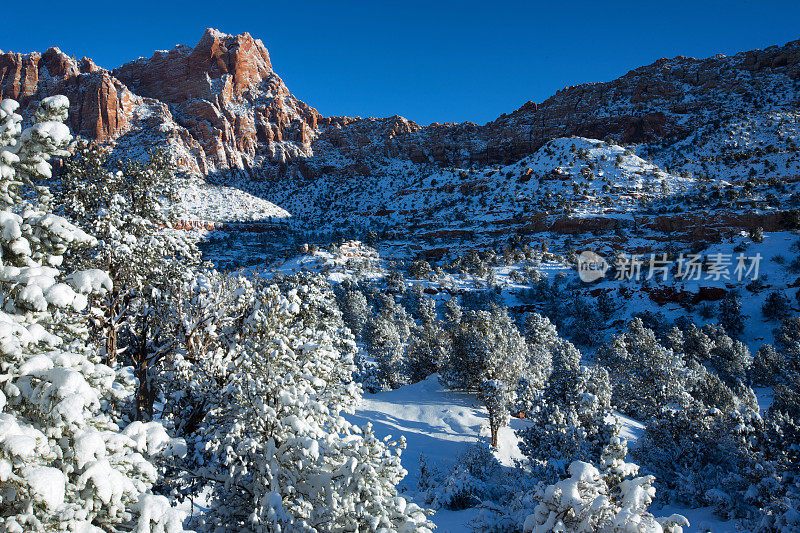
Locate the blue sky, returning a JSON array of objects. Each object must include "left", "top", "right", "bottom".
[{"left": 3, "top": 1, "right": 799, "bottom": 125}]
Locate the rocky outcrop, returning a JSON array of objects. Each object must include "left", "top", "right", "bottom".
[
  {"left": 2, "top": 29, "right": 319, "bottom": 175},
  {"left": 0, "top": 47, "right": 139, "bottom": 140},
  {"left": 647, "top": 285, "right": 729, "bottom": 306},
  {"left": 114, "top": 28, "right": 319, "bottom": 171}
]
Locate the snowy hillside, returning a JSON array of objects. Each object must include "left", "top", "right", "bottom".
[
  {"left": 246, "top": 136, "right": 692, "bottom": 229},
  {"left": 176, "top": 182, "right": 290, "bottom": 222},
  {"left": 351, "top": 376, "right": 740, "bottom": 533},
  {"left": 4, "top": 24, "right": 800, "bottom": 533},
  {"left": 647, "top": 109, "right": 800, "bottom": 184}
]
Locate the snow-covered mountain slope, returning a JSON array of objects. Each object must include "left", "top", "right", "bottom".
[
  {"left": 176, "top": 182, "right": 289, "bottom": 222},
  {"left": 249, "top": 136, "right": 692, "bottom": 228},
  {"left": 4, "top": 29, "right": 799, "bottom": 191},
  {"left": 646, "top": 108, "right": 800, "bottom": 183}
]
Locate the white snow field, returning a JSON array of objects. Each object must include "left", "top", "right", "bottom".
[
  {"left": 176, "top": 182, "right": 290, "bottom": 222},
  {"left": 347, "top": 375, "right": 519, "bottom": 531}
]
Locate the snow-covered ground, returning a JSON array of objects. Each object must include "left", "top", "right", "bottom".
[
  {"left": 256, "top": 136, "right": 695, "bottom": 230},
  {"left": 176, "top": 182, "right": 290, "bottom": 222},
  {"left": 348, "top": 376, "right": 737, "bottom": 532},
  {"left": 347, "top": 376, "right": 519, "bottom": 531}
]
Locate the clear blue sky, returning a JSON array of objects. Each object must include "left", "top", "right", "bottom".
[{"left": 3, "top": 1, "right": 799, "bottom": 125}]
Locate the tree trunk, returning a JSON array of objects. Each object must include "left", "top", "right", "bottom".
[
  {"left": 134, "top": 319, "right": 155, "bottom": 421},
  {"left": 135, "top": 359, "right": 154, "bottom": 421},
  {"left": 105, "top": 322, "right": 118, "bottom": 366}
]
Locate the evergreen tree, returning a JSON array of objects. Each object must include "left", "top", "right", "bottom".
[
  {"left": 336, "top": 288, "right": 369, "bottom": 338},
  {"left": 718, "top": 293, "right": 745, "bottom": 334},
  {"left": 523, "top": 438, "right": 688, "bottom": 532},
  {"left": 762, "top": 291, "right": 792, "bottom": 321},
  {"left": 363, "top": 295, "right": 413, "bottom": 390},
  {"left": 0, "top": 96, "right": 187, "bottom": 531},
  {"left": 443, "top": 296, "right": 462, "bottom": 326},
  {"left": 597, "top": 318, "right": 692, "bottom": 419},
  {"left": 520, "top": 331, "right": 618, "bottom": 483},
  {"left": 54, "top": 141, "right": 199, "bottom": 419},
  {"left": 523, "top": 312, "right": 559, "bottom": 389},
  {"left": 406, "top": 300, "right": 450, "bottom": 383},
  {"left": 773, "top": 316, "right": 800, "bottom": 376},
  {"left": 195, "top": 283, "right": 434, "bottom": 531},
  {"left": 442, "top": 306, "right": 530, "bottom": 447},
  {"left": 751, "top": 344, "right": 781, "bottom": 385}
]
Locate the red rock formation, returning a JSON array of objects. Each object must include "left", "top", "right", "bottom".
[
  {"left": 114, "top": 28, "right": 319, "bottom": 171},
  {"left": 647, "top": 285, "right": 729, "bottom": 306},
  {"left": 1, "top": 29, "right": 318, "bottom": 174},
  {"left": 1, "top": 48, "right": 130, "bottom": 139}
]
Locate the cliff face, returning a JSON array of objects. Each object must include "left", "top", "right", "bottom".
[
  {"left": 113, "top": 28, "right": 319, "bottom": 172},
  {"left": 0, "top": 47, "right": 139, "bottom": 140},
  {"left": 1, "top": 29, "right": 319, "bottom": 175},
  {"left": 2, "top": 29, "right": 799, "bottom": 176}
]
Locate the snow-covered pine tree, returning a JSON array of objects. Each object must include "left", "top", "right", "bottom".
[
  {"left": 718, "top": 293, "right": 745, "bottom": 335},
  {"left": 523, "top": 312, "right": 558, "bottom": 388},
  {"left": 751, "top": 344, "right": 781, "bottom": 385},
  {"left": 443, "top": 296, "right": 462, "bottom": 326},
  {"left": 520, "top": 326, "right": 618, "bottom": 483},
  {"left": 676, "top": 323, "right": 752, "bottom": 386},
  {"left": 194, "top": 281, "right": 434, "bottom": 532},
  {"left": 597, "top": 318, "right": 692, "bottom": 419},
  {"left": 0, "top": 96, "right": 187, "bottom": 531},
  {"left": 773, "top": 316, "right": 800, "bottom": 377},
  {"left": 522, "top": 437, "right": 689, "bottom": 533},
  {"left": 336, "top": 287, "right": 370, "bottom": 339},
  {"left": 405, "top": 302, "right": 450, "bottom": 383},
  {"left": 55, "top": 140, "right": 200, "bottom": 414},
  {"left": 362, "top": 294, "right": 413, "bottom": 390},
  {"left": 158, "top": 268, "right": 255, "bottom": 439}
]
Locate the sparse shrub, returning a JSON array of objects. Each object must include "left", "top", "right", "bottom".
[
  {"left": 699, "top": 302, "right": 717, "bottom": 319},
  {"left": 719, "top": 294, "right": 745, "bottom": 334},
  {"left": 762, "top": 291, "right": 792, "bottom": 321}
]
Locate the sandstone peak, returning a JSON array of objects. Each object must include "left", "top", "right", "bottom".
[{"left": 113, "top": 28, "right": 275, "bottom": 104}]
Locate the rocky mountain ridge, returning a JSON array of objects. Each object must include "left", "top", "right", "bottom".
[
  {"left": 2, "top": 29, "right": 798, "bottom": 180},
  {"left": 1, "top": 28, "right": 318, "bottom": 175}
]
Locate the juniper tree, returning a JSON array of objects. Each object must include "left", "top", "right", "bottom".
[
  {"left": 751, "top": 344, "right": 781, "bottom": 385},
  {"left": 443, "top": 306, "right": 530, "bottom": 447},
  {"left": 55, "top": 141, "right": 199, "bottom": 373},
  {"left": 762, "top": 291, "right": 792, "bottom": 321},
  {"left": 523, "top": 437, "right": 688, "bottom": 532},
  {"left": 597, "top": 318, "right": 692, "bottom": 419},
  {"left": 194, "top": 283, "right": 434, "bottom": 531},
  {"left": 520, "top": 326, "right": 618, "bottom": 483},
  {"left": 774, "top": 316, "right": 800, "bottom": 376},
  {"left": 336, "top": 287, "right": 370, "bottom": 338},
  {"left": 363, "top": 295, "right": 413, "bottom": 389},
  {"left": 406, "top": 298, "right": 450, "bottom": 383},
  {"left": 719, "top": 293, "right": 745, "bottom": 334}
]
